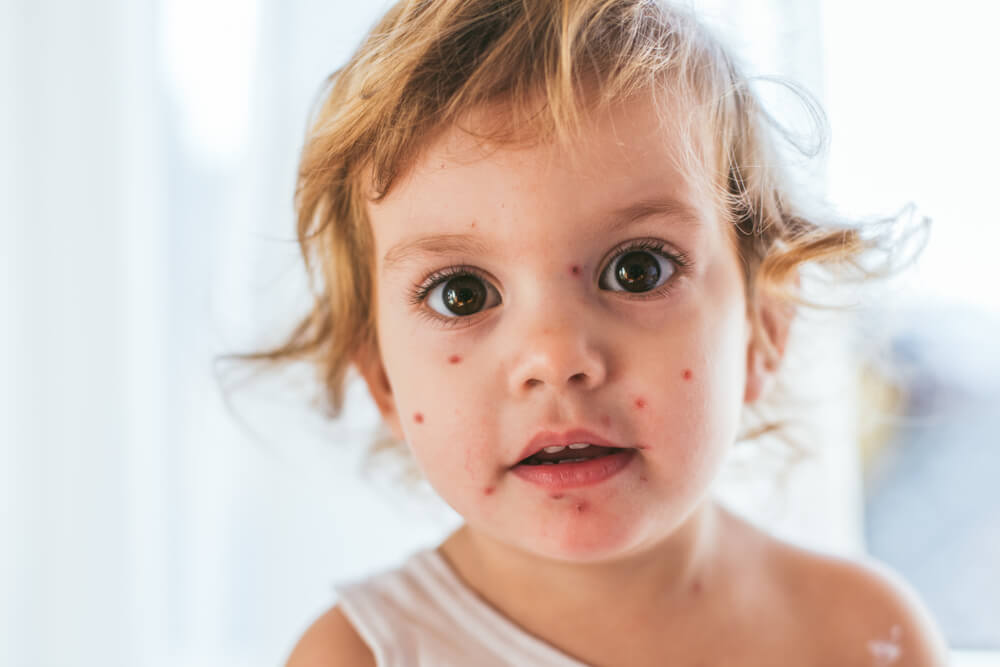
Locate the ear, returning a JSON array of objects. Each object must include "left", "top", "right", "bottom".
[
  {"left": 354, "top": 338, "right": 405, "bottom": 442},
  {"left": 744, "top": 285, "right": 796, "bottom": 404}
]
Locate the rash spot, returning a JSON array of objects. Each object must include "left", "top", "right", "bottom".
[
  {"left": 550, "top": 494, "right": 564, "bottom": 500},
  {"left": 639, "top": 475, "right": 647, "bottom": 482},
  {"left": 448, "top": 355, "right": 462, "bottom": 364},
  {"left": 413, "top": 412, "right": 424, "bottom": 424},
  {"left": 575, "top": 502, "right": 588, "bottom": 513},
  {"left": 635, "top": 397, "right": 646, "bottom": 409},
  {"left": 570, "top": 265, "right": 581, "bottom": 276},
  {"left": 691, "top": 579, "right": 702, "bottom": 595},
  {"left": 483, "top": 486, "right": 494, "bottom": 496},
  {"left": 600, "top": 414, "right": 611, "bottom": 427},
  {"left": 682, "top": 369, "right": 693, "bottom": 381}
]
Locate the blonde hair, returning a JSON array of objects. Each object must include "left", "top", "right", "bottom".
[{"left": 230, "top": 0, "right": 922, "bottom": 473}]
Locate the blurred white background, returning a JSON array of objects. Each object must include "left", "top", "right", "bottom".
[{"left": 3, "top": 0, "right": 998, "bottom": 665}]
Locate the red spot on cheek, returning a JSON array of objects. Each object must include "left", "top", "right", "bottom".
[
  {"left": 635, "top": 397, "right": 646, "bottom": 409},
  {"left": 639, "top": 475, "right": 648, "bottom": 482},
  {"left": 691, "top": 579, "right": 702, "bottom": 595},
  {"left": 448, "top": 355, "right": 462, "bottom": 364},
  {"left": 575, "top": 502, "right": 588, "bottom": 513},
  {"left": 550, "top": 494, "right": 564, "bottom": 500},
  {"left": 600, "top": 414, "right": 611, "bottom": 427},
  {"left": 413, "top": 412, "right": 424, "bottom": 424},
  {"left": 570, "top": 265, "right": 581, "bottom": 276},
  {"left": 483, "top": 486, "right": 494, "bottom": 496},
  {"left": 683, "top": 369, "right": 693, "bottom": 381}
]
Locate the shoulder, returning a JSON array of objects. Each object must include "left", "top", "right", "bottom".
[
  {"left": 774, "top": 543, "right": 950, "bottom": 666},
  {"left": 284, "top": 605, "right": 376, "bottom": 667}
]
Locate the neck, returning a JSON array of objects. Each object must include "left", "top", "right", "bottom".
[{"left": 437, "top": 500, "right": 724, "bottom": 623}]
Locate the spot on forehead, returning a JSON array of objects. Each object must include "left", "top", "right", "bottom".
[
  {"left": 683, "top": 369, "right": 693, "bottom": 380},
  {"left": 635, "top": 397, "right": 646, "bottom": 409},
  {"left": 448, "top": 355, "right": 462, "bottom": 364},
  {"left": 413, "top": 412, "right": 424, "bottom": 424},
  {"left": 570, "top": 265, "right": 581, "bottom": 276},
  {"left": 483, "top": 486, "right": 494, "bottom": 496}
]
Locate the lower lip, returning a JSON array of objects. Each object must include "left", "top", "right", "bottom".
[{"left": 511, "top": 449, "right": 637, "bottom": 491}]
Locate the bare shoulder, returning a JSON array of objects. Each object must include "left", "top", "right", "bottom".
[
  {"left": 774, "top": 541, "right": 950, "bottom": 666},
  {"left": 284, "top": 605, "right": 376, "bottom": 667}
]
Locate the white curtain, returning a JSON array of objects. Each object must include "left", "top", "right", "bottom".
[{"left": 4, "top": 1, "right": 865, "bottom": 665}]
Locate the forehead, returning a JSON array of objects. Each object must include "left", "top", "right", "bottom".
[{"left": 365, "top": 92, "right": 721, "bottom": 253}]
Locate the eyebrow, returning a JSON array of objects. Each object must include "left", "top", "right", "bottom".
[
  {"left": 383, "top": 233, "right": 493, "bottom": 273},
  {"left": 381, "top": 196, "right": 703, "bottom": 273},
  {"left": 604, "top": 196, "right": 704, "bottom": 233}
]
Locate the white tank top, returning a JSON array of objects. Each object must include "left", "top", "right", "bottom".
[{"left": 334, "top": 548, "right": 590, "bottom": 666}]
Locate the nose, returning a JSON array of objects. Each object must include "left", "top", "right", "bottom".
[{"left": 506, "top": 315, "right": 609, "bottom": 396}]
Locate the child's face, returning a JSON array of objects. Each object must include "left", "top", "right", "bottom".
[{"left": 360, "top": 94, "right": 765, "bottom": 562}]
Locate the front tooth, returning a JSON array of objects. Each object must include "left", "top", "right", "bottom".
[
  {"left": 543, "top": 445, "right": 566, "bottom": 453},
  {"left": 568, "top": 443, "right": 590, "bottom": 450}
]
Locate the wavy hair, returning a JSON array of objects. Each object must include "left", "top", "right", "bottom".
[{"left": 226, "top": 0, "right": 925, "bottom": 477}]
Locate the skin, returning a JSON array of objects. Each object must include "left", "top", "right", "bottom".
[
  {"left": 362, "top": 93, "right": 766, "bottom": 563},
  {"left": 341, "top": 94, "right": 948, "bottom": 665}
]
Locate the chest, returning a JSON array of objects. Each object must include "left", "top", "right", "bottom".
[{"left": 532, "top": 587, "right": 832, "bottom": 667}]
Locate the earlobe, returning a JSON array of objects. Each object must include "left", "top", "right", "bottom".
[
  {"left": 743, "top": 342, "right": 773, "bottom": 404},
  {"left": 743, "top": 287, "right": 795, "bottom": 404},
  {"left": 354, "top": 340, "right": 405, "bottom": 441}
]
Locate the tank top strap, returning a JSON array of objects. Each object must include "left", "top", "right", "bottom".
[{"left": 335, "top": 548, "right": 590, "bottom": 666}]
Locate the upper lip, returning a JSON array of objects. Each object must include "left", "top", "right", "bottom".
[{"left": 513, "top": 428, "right": 626, "bottom": 466}]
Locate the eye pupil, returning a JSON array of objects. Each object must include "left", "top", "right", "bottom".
[
  {"left": 444, "top": 276, "right": 486, "bottom": 314},
  {"left": 615, "top": 251, "right": 661, "bottom": 292}
]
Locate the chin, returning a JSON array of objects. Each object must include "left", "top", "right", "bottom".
[{"left": 518, "top": 517, "right": 648, "bottom": 564}]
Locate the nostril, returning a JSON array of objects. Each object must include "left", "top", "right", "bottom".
[{"left": 568, "top": 372, "right": 588, "bottom": 384}]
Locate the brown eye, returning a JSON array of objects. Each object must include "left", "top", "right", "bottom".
[
  {"left": 427, "top": 274, "right": 501, "bottom": 317},
  {"left": 600, "top": 247, "right": 675, "bottom": 293}
]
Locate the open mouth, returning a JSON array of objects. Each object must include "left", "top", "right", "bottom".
[{"left": 516, "top": 443, "right": 626, "bottom": 466}]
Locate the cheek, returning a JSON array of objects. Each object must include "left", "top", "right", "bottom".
[
  {"left": 399, "top": 387, "right": 499, "bottom": 505},
  {"left": 630, "top": 311, "right": 746, "bottom": 472}
]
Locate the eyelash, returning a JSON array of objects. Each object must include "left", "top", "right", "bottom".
[
  {"left": 602, "top": 239, "right": 691, "bottom": 299},
  {"left": 407, "top": 265, "right": 496, "bottom": 327},
  {"left": 407, "top": 239, "right": 691, "bottom": 324}
]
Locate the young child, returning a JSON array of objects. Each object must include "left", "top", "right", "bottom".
[{"left": 269, "top": 0, "right": 947, "bottom": 664}]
